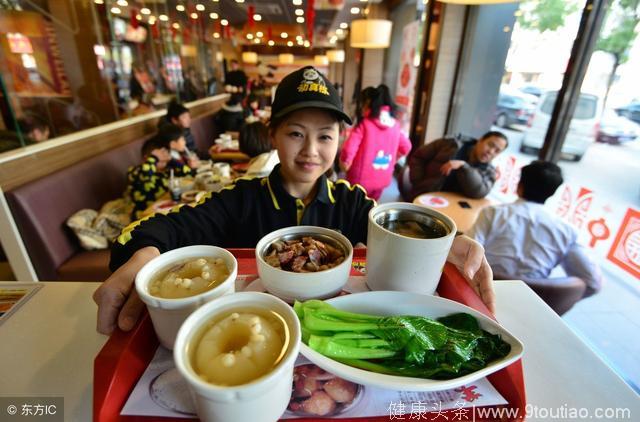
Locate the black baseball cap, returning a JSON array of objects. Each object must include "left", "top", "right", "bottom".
[{"left": 271, "top": 66, "right": 352, "bottom": 125}]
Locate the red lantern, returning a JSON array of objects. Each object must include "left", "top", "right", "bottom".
[
  {"left": 130, "top": 8, "right": 139, "bottom": 29},
  {"left": 247, "top": 5, "right": 255, "bottom": 28}
]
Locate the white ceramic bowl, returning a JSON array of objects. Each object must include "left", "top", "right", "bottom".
[
  {"left": 174, "top": 292, "right": 301, "bottom": 422},
  {"left": 135, "top": 245, "right": 238, "bottom": 349},
  {"left": 255, "top": 226, "right": 354, "bottom": 303}
]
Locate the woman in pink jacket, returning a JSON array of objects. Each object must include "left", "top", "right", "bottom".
[{"left": 340, "top": 85, "right": 412, "bottom": 200}]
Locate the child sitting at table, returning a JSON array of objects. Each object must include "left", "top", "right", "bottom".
[
  {"left": 125, "top": 136, "right": 172, "bottom": 219},
  {"left": 93, "top": 66, "right": 495, "bottom": 335},
  {"left": 158, "top": 123, "right": 199, "bottom": 176},
  {"left": 162, "top": 101, "right": 198, "bottom": 156},
  {"left": 239, "top": 121, "right": 279, "bottom": 177}
]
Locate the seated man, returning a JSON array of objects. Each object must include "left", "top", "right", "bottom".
[
  {"left": 404, "top": 131, "right": 507, "bottom": 201},
  {"left": 468, "top": 160, "right": 602, "bottom": 298}
]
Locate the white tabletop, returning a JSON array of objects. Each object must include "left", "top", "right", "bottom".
[
  {"left": 493, "top": 280, "right": 640, "bottom": 420},
  {"left": 0, "top": 281, "right": 638, "bottom": 421},
  {"left": 0, "top": 282, "right": 107, "bottom": 421}
]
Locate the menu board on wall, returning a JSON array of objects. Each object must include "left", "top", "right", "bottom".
[{"left": 0, "top": 11, "right": 71, "bottom": 98}]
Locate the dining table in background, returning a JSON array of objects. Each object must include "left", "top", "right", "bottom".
[
  {"left": 413, "top": 191, "right": 493, "bottom": 233},
  {"left": 209, "top": 145, "right": 250, "bottom": 162}
]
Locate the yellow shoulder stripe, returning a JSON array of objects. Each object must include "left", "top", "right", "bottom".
[{"left": 335, "top": 179, "right": 377, "bottom": 207}]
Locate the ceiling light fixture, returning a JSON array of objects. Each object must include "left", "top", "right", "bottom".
[
  {"left": 256, "top": 31, "right": 264, "bottom": 37},
  {"left": 287, "top": 41, "right": 293, "bottom": 47},
  {"left": 136, "top": 14, "right": 142, "bottom": 20},
  {"left": 141, "top": 7, "right": 151, "bottom": 15},
  {"left": 221, "top": 19, "right": 229, "bottom": 26},
  {"left": 116, "top": 0, "right": 127, "bottom": 7},
  {"left": 280, "top": 32, "right": 288, "bottom": 39},
  {"left": 94, "top": 0, "right": 104, "bottom": 4},
  {"left": 340, "top": 22, "right": 348, "bottom": 29},
  {"left": 336, "top": 28, "right": 344, "bottom": 35},
  {"left": 196, "top": 4, "right": 205, "bottom": 11},
  {"left": 350, "top": 7, "right": 360, "bottom": 14},
  {"left": 303, "top": 40, "right": 310, "bottom": 47},
  {"left": 254, "top": 14, "right": 262, "bottom": 21},
  {"left": 268, "top": 40, "right": 275, "bottom": 46},
  {"left": 110, "top": 6, "right": 121, "bottom": 14},
  {"left": 350, "top": 19, "right": 393, "bottom": 48},
  {"left": 292, "top": 0, "right": 302, "bottom": 5},
  {"left": 254, "top": 38, "right": 260, "bottom": 44},
  {"left": 247, "top": 33, "right": 254, "bottom": 39},
  {"left": 172, "top": 23, "right": 180, "bottom": 29},
  {"left": 295, "top": 9, "right": 304, "bottom": 16},
  {"left": 213, "top": 32, "right": 220, "bottom": 38},
  {"left": 190, "top": 12, "right": 198, "bottom": 19},
  {"left": 176, "top": 5, "right": 185, "bottom": 12},
  {"left": 210, "top": 12, "right": 218, "bottom": 19},
  {"left": 296, "top": 17, "right": 305, "bottom": 23},
  {"left": 159, "top": 14, "right": 169, "bottom": 21}
]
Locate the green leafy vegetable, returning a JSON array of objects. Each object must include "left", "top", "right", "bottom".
[{"left": 294, "top": 300, "right": 511, "bottom": 380}]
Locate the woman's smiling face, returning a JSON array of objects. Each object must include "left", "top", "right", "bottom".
[{"left": 270, "top": 108, "right": 340, "bottom": 199}]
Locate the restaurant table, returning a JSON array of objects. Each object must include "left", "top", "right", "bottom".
[
  {"left": 413, "top": 191, "right": 493, "bottom": 233},
  {"left": 209, "top": 147, "right": 250, "bottom": 162},
  {"left": 1, "top": 281, "right": 638, "bottom": 421}
]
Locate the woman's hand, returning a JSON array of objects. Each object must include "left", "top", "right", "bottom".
[
  {"left": 447, "top": 235, "right": 495, "bottom": 313},
  {"left": 93, "top": 246, "right": 160, "bottom": 334}
]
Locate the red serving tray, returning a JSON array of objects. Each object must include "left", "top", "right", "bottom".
[{"left": 94, "top": 249, "right": 526, "bottom": 421}]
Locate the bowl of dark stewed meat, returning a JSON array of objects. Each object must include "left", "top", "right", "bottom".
[{"left": 255, "top": 226, "right": 354, "bottom": 302}]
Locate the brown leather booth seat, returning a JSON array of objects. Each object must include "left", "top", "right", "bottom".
[{"left": 5, "top": 114, "right": 217, "bottom": 281}]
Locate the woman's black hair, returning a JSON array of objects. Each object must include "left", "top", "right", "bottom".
[
  {"left": 239, "top": 121, "right": 271, "bottom": 157},
  {"left": 355, "top": 86, "right": 377, "bottom": 123},
  {"left": 368, "top": 84, "right": 397, "bottom": 119}
]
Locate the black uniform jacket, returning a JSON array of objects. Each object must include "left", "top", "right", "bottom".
[{"left": 110, "top": 165, "right": 375, "bottom": 270}]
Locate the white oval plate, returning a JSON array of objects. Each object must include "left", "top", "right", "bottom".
[{"left": 299, "top": 291, "right": 524, "bottom": 391}]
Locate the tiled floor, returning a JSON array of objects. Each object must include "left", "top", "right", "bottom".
[{"left": 377, "top": 175, "right": 640, "bottom": 395}]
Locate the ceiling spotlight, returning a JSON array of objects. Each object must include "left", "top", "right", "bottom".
[
  {"left": 136, "top": 14, "right": 142, "bottom": 20},
  {"left": 268, "top": 40, "right": 275, "bottom": 46},
  {"left": 254, "top": 38, "right": 260, "bottom": 44},
  {"left": 350, "top": 7, "right": 360, "bottom": 14},
  {"left": 256, "top": 31, "right": 264, "bottom": 37},
  {"left": 141, "top": 7, "right": 151, "bottom": 14},
  {"left": 148, "top": 16, "right": 156, "bottom": 24},
  {"left": 296, "top": 35, "right": 303, "bottom": 40},
  {"left": 190, "top": 12, "right": 198, "bottom": 19},
  {"left": 336, "top": 28, "right": 344, "bottom": 35},
  {"left": 329, "top": 36, "right": 337, "bottom": 44},
  {"left": 173, "top": 22, "right": 180, "bottom": 29},
  {"left": 235, "top": 0, "right": 245, "bottom": 3},
  {"left": 94, "top": 0, "right": 104, "bottom": 4},
  {"left": 196, "top": 4, "right": 205, "bottom": 11},
  {"left": 254, "top": 14, "right": 262, "bottom": 21},
  {"left": 210, "top": 12, "right": 218, "bottom": 19},
  {"left": 221, "top": 19, "right": 228, "bottom": 26},
  {"left": 280, "top": 32, "right": 288, "bottom": 39},
  {"left": 246, "top": 33, "right": 254, "bottom": 40},
  {"left": 293, "top": 0, "right": 302, "bottom": 5},
  {"left": 297, "top": 39, "right": 303, "bottom": 45},
  {"left": 340, "top": 22, "right": 348, "bottom": 29},
  {"left": 296, "top": 17, "right": 305, "bottom": 23},
  {"left": 213, "top": 32, "right": 220, "bottom": 38},
  {"left": 116, "top": 0, "right": 127, "bottom": 6},
  {"left": 295, "top": 9, "right": 304, "bottom": 16},
  {"left": 176, "top": 4, "right": 185, "bottom": 12},
  {"left": 110, "top": 6, "right": 121, "bottom": 14},
  {"left": 304, "top": 40, "right": 310, "bottom": 47},
  {"left": 287, "top": 41, "right": 293, "bottom": 47}
]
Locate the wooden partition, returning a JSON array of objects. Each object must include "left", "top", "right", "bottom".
[
  {"left": 0, "top": 95, "right": 227, "bottom": 281},
  {"left": 0, "top": 95, "right": 227, "bottom": 191}
]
